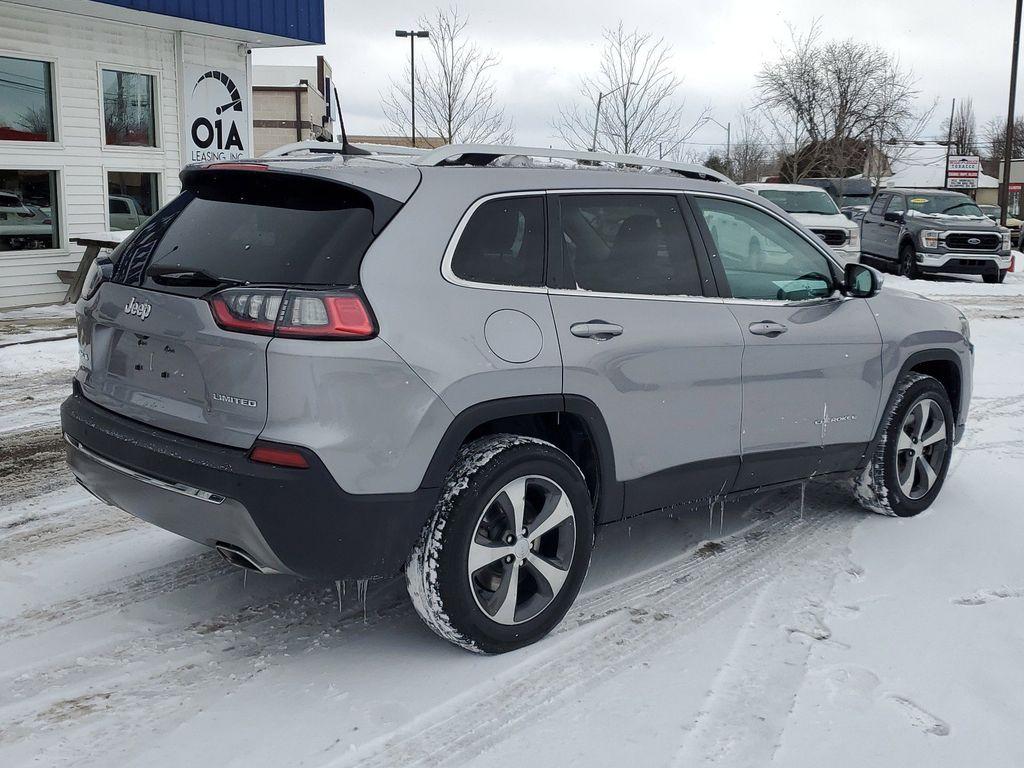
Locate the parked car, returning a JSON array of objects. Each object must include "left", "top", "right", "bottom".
[
  {"left": 861, "top": 188, "right": 1012, "bottom": 283},
  {"left": 62, "top": 145, "right": 973, "bottom": 653},
  {"left": 801, "top": 177, "right": 874, "bottom": 210},
  {"left": 978, "top": 204, "right": 1023, "bottom": 247},
  {"left": 0, "top": 191, "right": 54, "bottom": 250},
  {"left": 743, "top": 182, "right": 860, "bottom": 264},
  {"left": 108, "top": 194, "right": 150, "bottom": 231}
]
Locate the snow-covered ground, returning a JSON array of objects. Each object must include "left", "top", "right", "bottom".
[{"left": 1, "top": 277, "right": 1023, "bottom": 768}]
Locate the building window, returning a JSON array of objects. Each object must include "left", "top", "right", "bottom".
[
  {"left": 107, "top": 171, "right": 158, "bottom": 231},
  {"left": 0, "top": 170, "right": 59, "bottom": 252},
  {"left": 102, "top": 69, "right": 156, "bottom": 146},
  {"left": 0, "top": 56, "right": 55, "bottom": 142}
]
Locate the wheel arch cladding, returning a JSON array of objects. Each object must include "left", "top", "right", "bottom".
[
  {"left": 860, "top": 349, "right": 964, "bottom": 469},
  {"left": 418, "top": 394, "right": 623, "bottom": 524}
]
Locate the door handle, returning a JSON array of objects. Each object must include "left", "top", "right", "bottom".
[
  {"left": 748, "top": 321, "right": 788, "bottom": 337},
  {"left": 570, "top": 321, "right": 623, "bottom": 339}
]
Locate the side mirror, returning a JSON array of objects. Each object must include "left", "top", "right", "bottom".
[
  {"left": 844, "top": 262, "right": 883, "bottom": 298},
  {"left": 883, "top": 211, "right": 904, "bottom": 224}
]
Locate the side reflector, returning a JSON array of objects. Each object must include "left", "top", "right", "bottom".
[{"left": 249, "top": 442, "right": 310, "bottom": 469}]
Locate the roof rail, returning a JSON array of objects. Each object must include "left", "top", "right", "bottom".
[
  {"left": 262, "top": 140, "right": 431, "bottom": 159},
  {"left": 411, "top": 144, "right": 734, "bottom": 183},
  {"left": 261, "top": 140, "right": 349, "bottom": 157}
]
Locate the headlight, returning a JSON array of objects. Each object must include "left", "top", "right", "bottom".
[
  {"left": 919, "top": 229, "right": 941, "bottom": 249},
  {"left": 1001, "top": 231, "right": 1012, "bottom": 250},
  {"left": 848, "top": 228, "right": 860, "bottom": 248},
  {"left": 81, "top": 256, "right": 112, "bottom": 300}
]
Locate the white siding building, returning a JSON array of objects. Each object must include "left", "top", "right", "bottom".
[{"left": 0, "top": 0, "right": 323, "bottom": 309}]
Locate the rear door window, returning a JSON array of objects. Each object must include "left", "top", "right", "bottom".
[
  {"left": 558, "top": 194, "right": 702, "bottom": 296},
  {"left": 111, "top": 171, "right": 378, "bottom": 293},
  {"left": 450, "top": 196, "right": 545, "bottom": 287}
]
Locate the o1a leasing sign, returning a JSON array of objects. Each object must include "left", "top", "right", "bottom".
[
  {"left": 184, "top": 65, "right": 250, "bottom": 163},
  {"left": 946, "top": 155, "right": 981, "bottom": 189}
]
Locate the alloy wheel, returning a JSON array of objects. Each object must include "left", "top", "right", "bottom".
[
  {"left": 895, "top": 398, "right": 948, "bottom": 500},
  {"left": 467, "top": 475, "right": 577, "bottom": 625}
]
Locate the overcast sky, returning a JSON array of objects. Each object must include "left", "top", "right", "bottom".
[{"left": 253, "top": 0, "right": 1020, "bottom": 155}]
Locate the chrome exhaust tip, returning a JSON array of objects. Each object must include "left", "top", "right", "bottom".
[{"left": 215, "top": 543, "right": 281, "bottom": 575}]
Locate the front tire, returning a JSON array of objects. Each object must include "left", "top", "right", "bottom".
[
  {"left": 983, "top": 269, "right": 1007, "bottom": 284},
  {"left": 852, "top": 373, "right": 955, "bottom": 517},
  {"left": 898, "top": 242, "right": 920, "bottom": 279},
  {"left": 405, "top": 434, "right": 594, "bottom": 653}
]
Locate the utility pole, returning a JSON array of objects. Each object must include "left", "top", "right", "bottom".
[
  {"left": 944, "top": 98, "right": 955, "bottom": 191},
  {"left": 708, "top": 118, "right": 731, "bottom": 172},
  {"left": 395, "top": 29, "right": 429, "bottom": 147},
  {"left": 1000, "top": 0, "right": 1023, "bottom": 226},
  {"left": 590, "top": 82, "right": 636, "bottom": 152}
]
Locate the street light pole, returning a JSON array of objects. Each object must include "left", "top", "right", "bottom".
[
  {"left": 395, "top": 29, "right": 429, "bottom": 147},
  {"left": 590, "top": 82, "right": 637, "bottom": 152},
  {"left": 707, "top": 118, "right": 731, "bottom": 166}
]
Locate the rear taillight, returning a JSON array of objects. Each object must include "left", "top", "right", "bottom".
[
  {"left": 249, "top": 441, "right": 310, "bottom": 469},
  {"left": 208, "top": 287, "right": 376, "bottom": 340},
  {"left": 209, "top": 289, "right": 280, "bottom": 335}
]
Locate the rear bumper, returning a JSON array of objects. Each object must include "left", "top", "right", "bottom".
[{"left": 60, "top": 387, "right": 437, "bottom": 579}]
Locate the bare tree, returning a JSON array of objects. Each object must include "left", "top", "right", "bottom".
[
  {"left": 554, "top": 23, "right": 709, "bottom": 158},
  {"left": 940, "top": 98, "right": 977, "bottom": 155},
  {"left": 731, "top": 113, "right": 772, "bottom": 182},
  {"left": 757, "top": 21, "right": 931, "bottom": 181},
  {"left": 982, "top": 115, "right": 1024, "bottom": 161},
  {"left": 382, "top": 7, "right": 513, "bottom": 145}
]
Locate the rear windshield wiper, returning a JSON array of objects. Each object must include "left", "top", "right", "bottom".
[{"left": 146, "top": 264, "right": 243, "bottom": 288}]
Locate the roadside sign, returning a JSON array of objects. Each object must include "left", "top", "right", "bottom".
[
  {"left": 184, "top": 64, "right": 251, "bottom": 164},
  {"left": 946, "top": 155, "right": 981, "bottom": 189}
]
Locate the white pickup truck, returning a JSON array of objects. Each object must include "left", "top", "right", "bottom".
[
  {"left": 0, "top": 191, "right": 55, "bottom": 250},
  {"left": 742, "top": 183, "right": 861, "bottom": 265},
  {"left": 108, "top": 195, "right": 150, "bottom": 231}
]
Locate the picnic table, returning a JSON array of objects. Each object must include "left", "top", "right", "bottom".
[{"left": 58, "top": 231, "right": 132, "bottom": 303}]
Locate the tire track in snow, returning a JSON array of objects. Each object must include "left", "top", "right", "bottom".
[
  {"left": 330, "top": 492, "right": 860, "bottom": 768},
  {"left": 0, "top": 551, "right": 235, "bottom": 643},
  {"left": 671, "top": 527, "right": 850, "bottom": 765}
]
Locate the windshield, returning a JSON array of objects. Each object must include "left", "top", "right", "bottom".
[
  {"left": 905, "top": 194, "right": 984, "bottom": 217},
  {"left": 758, "top": 189, "right": 839, "bottom": 215},
  {"left": 979, "top": 205, "right": 1001, "bottom": 219}
]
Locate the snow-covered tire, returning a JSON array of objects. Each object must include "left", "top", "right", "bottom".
[
  {"left": 405, "top": 434, "right": 594, "bottom": 654},
  {"left": 852, "top": 373, "right": 955, "bottom": 517}
]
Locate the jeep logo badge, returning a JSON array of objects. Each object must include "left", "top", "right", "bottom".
[
  {"left": 124, "top": 297, "right": 152, "bottom": 321},
  {"left": 968, "top": 237, "right": 981, "bottom": 245}
]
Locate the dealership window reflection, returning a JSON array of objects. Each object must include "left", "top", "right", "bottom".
[
  {"left": 107, "top": 171, "right": 158, "bottom": 230},
  {"left": 102, "top": 69, "right": 156, "bottom": 146},
  {"left": 0, "top": 55, "right": 55, "bottom": 141},
  {"left": 0, "top": 170, "right": 59, "bottom": 251}
]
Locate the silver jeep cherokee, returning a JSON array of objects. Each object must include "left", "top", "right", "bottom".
[{"left": 62, "top": 143, "right": 973, "bottom": 653}]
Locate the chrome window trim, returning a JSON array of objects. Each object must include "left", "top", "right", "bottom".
[
  {"left": 441, "top": 187, "right": 725, "bottom": 302},
  {"left": 440, "top": 190, "right": 550, "bottom": 295},
  {"left": 440, "top": 186, "right": 847, "bottom": 306},
  {"left": 65, "top": 434, "right": 226, "bottom": 504}
]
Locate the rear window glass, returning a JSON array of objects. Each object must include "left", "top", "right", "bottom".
[
  {"left": 112, "top": 171, "right": 376, "bottom": 291},
  {"left": 559, "top": 194, "right": 702, "bottom": 296},
  {"left": 451, "top": 196, "right": 545, "bottom": 287}
]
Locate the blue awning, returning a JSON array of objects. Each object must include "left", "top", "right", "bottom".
[{"left": 89, "top": 0, "right": 325, "bottom": 45}]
